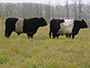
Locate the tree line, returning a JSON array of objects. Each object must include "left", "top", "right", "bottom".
[{"left": 0, "top": 0, "right": 90, "bottom": 27}]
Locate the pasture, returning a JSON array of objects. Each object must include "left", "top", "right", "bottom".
[{"left": 0, "top": 21, "right": 90, "bottom": 68}]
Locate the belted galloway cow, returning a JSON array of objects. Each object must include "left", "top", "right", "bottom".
[
  {"left": 49, "top": 19, "right": 88, "bottom": 39},
  {"left": 5, "top": 17, "right": 47, "bottom": 38}
]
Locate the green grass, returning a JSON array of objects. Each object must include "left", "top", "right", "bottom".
[{"left": 0, "top": 23, "right": 90, "bottom": 68}]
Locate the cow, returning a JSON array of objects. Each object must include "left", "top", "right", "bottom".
[
  {"left": 5, "top": 17, "right": 47, "bottom": 38},
  {"left": 49, "top": 19, "right": 88, "bottom": 39}
]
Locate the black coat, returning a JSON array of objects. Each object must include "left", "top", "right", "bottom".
[
  {"left": 5, "top": 17, "right": 47, "bottom": 38},
  {"left": 49, "top": 19, "right": 88, "bottom": 39}
]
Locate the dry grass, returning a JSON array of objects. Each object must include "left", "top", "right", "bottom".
[{"left": 0, "top": 22, "right": 90, "bottom": 68}]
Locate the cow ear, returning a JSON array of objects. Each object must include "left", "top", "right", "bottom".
[
  {"left": 82, "top": 19, "right": 86, "bottom": 21},
  {"left": 82, "top": 19, "right": 86, "bottom": 22},
  {"left": 82, "top": 19, "right": 84, "bottom": 21},
  {"left": 41, "top": 17, "right": 45, "bottom": 21},
  {"left": 41, "top": 17, "right": 44, "bottom": 19},
  {"left": 82, "top": 19, "right": 87, "bottom": 23}
]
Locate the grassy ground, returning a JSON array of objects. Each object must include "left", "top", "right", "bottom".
[{"left": 0, "top": 22, "right": 90, "bottom": 68}]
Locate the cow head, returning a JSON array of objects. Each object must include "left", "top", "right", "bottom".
[
  {"left": 5, "top": 22, "right": 15, "bottom": 38},
  {"left": 5, "top": 27, "right": 12, "bottom": 38},
  {"left": 81, "top": 19, "right": 88, "bottom": 28},
  {"left": 40, "top": 17, "right": 47, "bottom": 27}
]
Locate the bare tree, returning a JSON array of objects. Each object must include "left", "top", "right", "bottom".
[
  {"left": 29, "top": 3, "right": 33, "bottom": 18},
  {"left": 78, "top": 0, "right": 82, "bottom": 20},
  {"left": 72, "top": 0, "right": 78, "bottom": 19},
  {"left": 44, "top": 3, "right": 51, "bottom": 22},
  {"left": 87, "top": 3, "right": 90, "bottom": 19},
  {"left": 51, "top": 6, "right": 55, "bottom": 19},
  {"left": 38, "top": 4, "right": 43, "bottom": 17},
  {"left": 65, "top": 0, "right": 69, "bottom": 19}
]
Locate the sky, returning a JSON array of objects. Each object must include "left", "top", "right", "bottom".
[{"left": 0, "top": 0, "right": 90, "bottom": 5}]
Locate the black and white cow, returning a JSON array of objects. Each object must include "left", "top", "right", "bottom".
[
  {"left": 49, "top": 19, "right": 88, "bottom": 39},
  {"left": 5, "top": 17, "right": 47, "bottom": 38}
]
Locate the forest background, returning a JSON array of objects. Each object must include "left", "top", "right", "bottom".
[{"left": 0, "top": 0, "right": 90, "bottom": 27}]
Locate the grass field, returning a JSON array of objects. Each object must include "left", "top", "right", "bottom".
[{"left": 0, "top": 22, "right": 90, "bottom": 68}]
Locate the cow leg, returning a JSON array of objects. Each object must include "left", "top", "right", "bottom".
[
  {"left": 27, "top": 33, "right": 30, "bottom": 38},
  {"left": 30, "top": 34, "right": 33, "bottom": 39},
  {"left": 17, "top": 33, "right": 20, "bottom": 35},
  {"left": 66, "top": 34, "right": 68, "bottom": 38},
  {"left": 53, "top": 33, "right": 56, "bottom": 39},
  {"left": 72, "top": 35, "right": 75, "bottom": 39},
  {"left": 56, "top": 34, "right": 60, "bottom": 39},
  {"left": 49, "top": 30, "right": 52, "bottom": 38},
  {"left": 69, "top": 34, "right": 71, "bottom": 38},
  {"left": 66, "top": 34, "right": 71, "bottom": 38}
]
